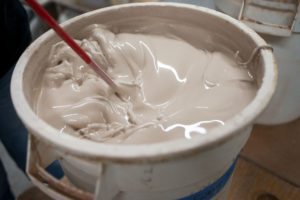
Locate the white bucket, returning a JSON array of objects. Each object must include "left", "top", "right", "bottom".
[
  {"left": 215, "top": 0, "right": 300, "bottom": 125},
  {"left": 11, "top": 3, "right": 276, "bottom": 200}
]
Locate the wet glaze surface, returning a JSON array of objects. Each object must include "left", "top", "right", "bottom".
[{"left": 35, "top": 24, "right": 257, "bottom": 144}]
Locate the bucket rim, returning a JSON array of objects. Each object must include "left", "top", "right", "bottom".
[{"left": 11, "top": 2, "right": 277, "bottom": 163}]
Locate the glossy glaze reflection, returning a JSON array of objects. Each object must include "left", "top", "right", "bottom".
[{"left": 35, "top": 25, "right": 257, "bottom": 144}]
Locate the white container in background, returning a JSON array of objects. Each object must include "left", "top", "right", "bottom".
[
  {"left": 11, "top": 3, "right": 276, "bottom": 200},
  {"left": 215, "top": 0, "right": 300, "bottom": 125}
]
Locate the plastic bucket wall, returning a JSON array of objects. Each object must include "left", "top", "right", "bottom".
[{"left": 11, "top": 3, "right": 277, "bottom": 200}]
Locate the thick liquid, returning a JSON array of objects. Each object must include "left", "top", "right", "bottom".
[{"left": 35, "top": 25, "right": 257, "bottom": 144}]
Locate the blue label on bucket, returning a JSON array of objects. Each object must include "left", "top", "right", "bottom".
[{"left": 178, "top": 158, "right": 238, "bottom": 200}]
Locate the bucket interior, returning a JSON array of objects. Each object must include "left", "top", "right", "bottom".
[
  {"left": 11, "top": 3, "right": 276, "bottom": 164},
  {"left": 23, "top": 5, "right": 265, "bottom": 111}
]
